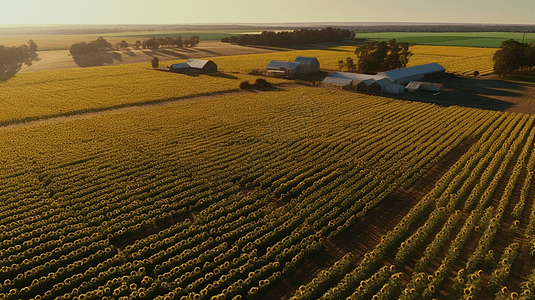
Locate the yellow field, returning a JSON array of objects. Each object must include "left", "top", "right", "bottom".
[
  {"left": 408, "top": 45, "right": 498, "bottom": 76},
  {"left": 0, "top": 63, "right": 289, "bottom": 125},
  {"left": 0, "top": 44, "right": 497, "bottom": 125},
  {"left": 160, "top": 45, "right": 496, "bottom": 76}
]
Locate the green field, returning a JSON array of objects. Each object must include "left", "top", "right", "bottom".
[{"left": 354, "top": 32, "right": 535, "bottom": 48}]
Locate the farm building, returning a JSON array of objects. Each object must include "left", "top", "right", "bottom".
[
  {"left": 368, "top": 78, "right": 394, "bottom": 94},
  {"left": 294, "top": 56, "right": 320, "bottom": 75},
  {"left": 266, "top": 61, "right": 301, "bottom": 78},
  {"left": 321, "top": 77, "right": 354, "bottom": 89},
  {"left": 385, "top": 84, "right": 405, "bottom": 94},
  {"left": 169, "top": 59, "right": 218, "bottom": 74},
  {"left": 356, "top": 79, "right": 375, "bottom": 93},
  {"left": 376, "top": 63, "right": 445, "bottom": 85},
  {"left": 406, "top": 81, "right": 445, "bottom": 93},
  {"left": 330, "top": 72, "right": 388, "bottom": 82}
]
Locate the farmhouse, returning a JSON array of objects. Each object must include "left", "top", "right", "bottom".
[
  {"left": 169, "top": 59, "right": 218, "bottom": 74},
  {"left": 376, "top": 63, "right": 445, "bottom": 85},
  {"left": 294, "top": 56, "right": 320, "bottom": 75},
  {"left": 266, "top": 61, "right": 301, "bottom": 78}
]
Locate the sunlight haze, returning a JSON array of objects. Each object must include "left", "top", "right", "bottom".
[{"left": 1, "top": 0, "right": 534, "bottom": 25}]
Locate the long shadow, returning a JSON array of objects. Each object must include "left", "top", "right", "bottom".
[
  {"left": 207, "top": 72, "right": 238, "bottom": 80},
  {"left": 108, "top": 52, "right": 123, "bottom": 62},
  {"left": 192, "top": 47, "right": 219, "bottom": 56},
  {"left": 155, "top": 69, "right": 239, "bottom": 80},
  {"left": 383, "top": 75, "right": 524, "bottom": 111},
  {"left": 503, "top": 72, "right": 535, "bottom": 85},
  {"left": 72, "top": 51, "right": 115, "bottom": 67},
  {"left": 151, "top": 49, "right": 188, "bottom": 59},
  {"left": 124, "top": 50, "right": 137, "bottom": 57}
]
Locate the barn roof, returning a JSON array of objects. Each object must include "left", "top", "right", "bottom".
[
  {"left": 406, "top": 81, "right": 444, "bottom": 92},
  {"left": 357, "top": 78, "right": 376, "bottom": 86},
  {"left": 322, "top": 77, "right": 353, "bottom": 86},
  {"left": 371, "top": 78, "right": 393, "bottom": 87},
  {"left": 267, "top": 61, "right": 301, "bottom": 70},
  {"left": 330, "top": 72, "right": 389, "bottom": 82},
  {"left": 171, "top": 59, "right": 213, "bottom": 70},
  {"left": 377, "top": 63, "right": 445, "bottom": 82},
  {"left": 294, "top": 56, "right": 319, "bottom": 65}
]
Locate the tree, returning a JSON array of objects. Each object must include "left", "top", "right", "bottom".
[
  {"left": 143, "top": 38, "right": 160, "bottom": 49},
  {"left": 354, "top": 39, "right": 412, "bottom": 74},
  {"left": 189, "top": 35, "right": 200, "bottom": 46},
  {"left": 151, "top": 57, "right": 159, "bottom": 68},
  {"left": 133, "top": 41, "right": 142, "bottom": 50},
  {"left": 492, "top": 39, "right": 535, "bottom": 76},
  {"left": 28, "top": 39, "right": 38, "bottom": 53},
  {"left": 183, "top": 38, "right": 191, "bottom": 48},
  {"left": 346, "top": 57, "right": 356, "bottom": 71},
  {"left": 0, "top": 44, "right": 39, "bottom": 76},
  {"left": 118, "top": 40, "right": 129, "bottom": 50},
  {"left": 173, "top": 37, "right": 182, "bottom": 48}
]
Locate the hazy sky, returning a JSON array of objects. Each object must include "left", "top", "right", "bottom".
[{"left": 1, "top": 0, "right": 534, "bottom": 25}]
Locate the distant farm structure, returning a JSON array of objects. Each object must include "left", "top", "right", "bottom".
[
  {"left": 253, "top": 56, "right": 321, "bottom": 79},
  {"left": 321, "top": 63, "right": 446, "bottom": 95},
  {"left": 169, "top": 59, "right": 218, "bottom": 74}
]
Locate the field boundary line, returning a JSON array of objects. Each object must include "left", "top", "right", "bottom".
[{"left": 0, "top": 84, "right": 300, "bottom": 130}]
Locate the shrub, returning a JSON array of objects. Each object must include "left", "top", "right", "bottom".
[
  {"left": 254, "top": 78, "right": 271, "bottom": 88},
  {"left": 239, "top": 81, "right": 253, "bottom": 89}
]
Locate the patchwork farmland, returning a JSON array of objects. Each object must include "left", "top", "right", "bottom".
[{"left": 2, "top": 36, "right": 535, "bottom": 300}]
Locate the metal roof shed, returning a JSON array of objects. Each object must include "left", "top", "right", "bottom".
[
  {"left": 170, "top": 59, "right": 217, "bottom": 74},
  {"left": 321, "top": 77, "right": 354, "bottom": 89},
  {"left": 294, "top": 56, "right": 320, "bottom": 75},
  {"left": 267, "top": 61, "right": 301, "bottom": 77},
  {"left": 330, "top": 72, "right": 389, "bottom": 82},
  {"left": 368, "top": 78, "right": 392, "bottom": 94},
  {"left": 385, "top": 84, "right": 405, "bottom": 94},
  {"left": 377, "top": 63, "right": 445, "bottom": 85},
  {"left": 356, "top": 79, "right": 375, "bottom": 92}
]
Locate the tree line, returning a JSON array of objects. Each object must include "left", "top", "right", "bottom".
[
  {"left": 139, "top": 36, "right": 199, "bottom": 49},
  {"left": 70, "top": 36, "right": 200, "bottom": 57},
  {"left": 0, "top": 40, "right": 39, "bottom": 76},
  {"left": 493, "top": 39, "right": 535, "bottom": 76},
  {"left": 338, "top": 39, "right": 412, "bottom": 74},
  {"left": 221, "top": 27, "right": 352, "bottom": 46},
  {"left": 350, "top": 24, "right": 535, "bottom": 33}
]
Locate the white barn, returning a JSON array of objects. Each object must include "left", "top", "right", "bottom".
[
  {"left": 294, "top": 56, "right": 320, "bottom": 75},
  {"left": 376, "top": 63, "right": 445, "bottom": 85}
]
